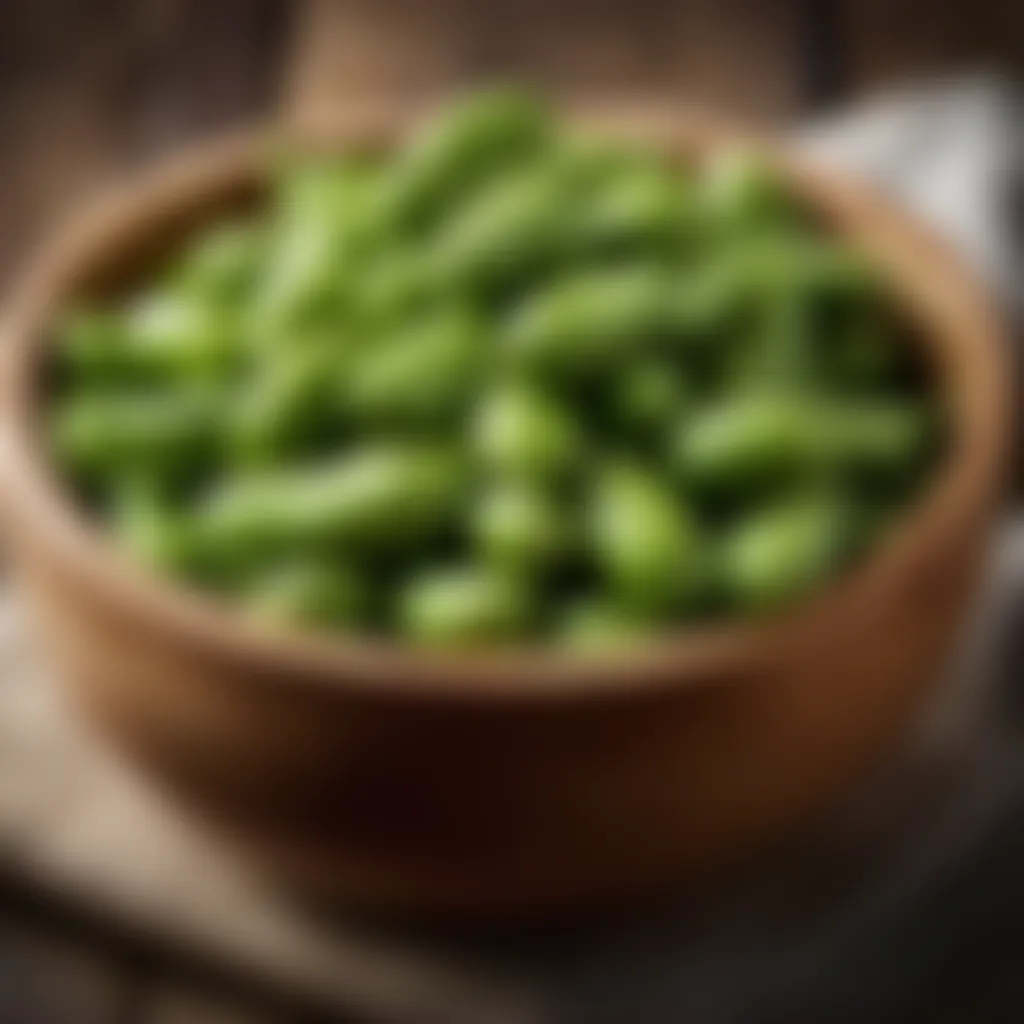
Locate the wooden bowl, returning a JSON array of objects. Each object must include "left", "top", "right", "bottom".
[{"left": 0, "top": 107, "right": 1010, "bottom": 919}]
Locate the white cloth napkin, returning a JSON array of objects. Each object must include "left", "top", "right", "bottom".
[{"left": 801, "top": 74, "right": 1022, "bottom": 314}]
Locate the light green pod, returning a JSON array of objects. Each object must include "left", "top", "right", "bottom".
[
  {"left": 471, "top": 483, "right": 570, "bottom": 571},
  {"left": 173, "top": 221, "right": 265, "bottom": 303},
  {"left": 665, "top": 254, "right": 761, "bottom": 345},
  {"left": 720, "top": 494, "right": 850, "bottom": 610},
  {"left": 431, "top": 163, "right": 566, "bottom": 287},
  {"left": 52, "top": 391, "right": 220, "bottom": 481},
  {"left": 344, "top": 307, "right": 483, "bottom": 425},
  {"left": 666, "top": 233, "right": 859, "bottom": 356},
  {"left": 398, "top": 566, "right": 532, "bottom": 646},
  {"left": 352, "top": 248, "right": 441, "bottom": 324},
  {"left": 589, "top": 462, "right": 700, "bottom": 614},
  {"left": 505, "top": 266, "right": 669, "bottom": 377},
  {"left": 273, "top": 158, "right": 376, "bottom": 230},
  {"left": 194, "top": 444, "right": 465, "bottom": 557},
  {"left": 571, "top": 157, "right": 693, "bottom": 250},
  {"left": 227, "top": 341, "right": 348, "bottom": 464},
  {"left": 59, "top": 296, "right": 237, "bottom": 382},
  {"left": 734, "top": 236, "right": 878, "bottom": 323},
  {"left": 247, "top": 226, "right": 346, "bottom": 341},
  {"left": 373, "top": 87, "right": 551, "bottom": 231},
  {"left": 472, "top": 385, "right": 581, "bottom": 481},
  {"left": 125, "top": 293, "right": 240, "bottom": 376},
  {"left": 250, "top": 161, "right": 372, "bottom": 338},
  {"left": 700, "top": 147, "right": 790, "bottom": 227},
  {"left": 675, "top": 394, "right": 824, "bottom": 493}
]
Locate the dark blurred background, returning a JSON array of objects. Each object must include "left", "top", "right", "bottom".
[{"left": 0, "top": 2, "right": 1020, "bottom": 1023}]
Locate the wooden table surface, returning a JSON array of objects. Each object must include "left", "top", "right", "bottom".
[{"left": 0, "top": 4, "right": 1020, "bottom": 1022}]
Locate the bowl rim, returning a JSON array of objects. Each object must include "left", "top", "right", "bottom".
[{"left": 0, "top": 107, "right": 1010, "bottom": 701}]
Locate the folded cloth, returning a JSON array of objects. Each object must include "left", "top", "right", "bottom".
[{"left": 801, "top": 73, "right": 1022, "bottom": 315}]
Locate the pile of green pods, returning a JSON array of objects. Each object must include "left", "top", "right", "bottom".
[{"left": 50, "top": 89, "right": 940, "bottom": 649}]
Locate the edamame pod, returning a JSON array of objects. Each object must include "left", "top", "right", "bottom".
[
  {"left": 398, "top": 566, "right": 531, "bottom": 646},
  {"left": 373, "top": 88, "right": 551, "bottom": 232},
  {"left": 589, "top": 462, "right": 700, "bottom": 614},
  {"left": 344, "top": 308, "right": 483, "bottom": 425},
  {"left": 352, "top": 248, "right": 441, "bottom": 325},
  {"left": 228, "top": 341, "right": 348, "bottom": 463},
  {"left": 721, "top": 494, "right": 850, "bottom": 610},
  {"left": 126, "top": 293, "right": 240, "bottom": 376},
  {"left": 52, "top": 391, "right": 221, "bottom": 481},
  {"left": 572, "top": 158, "right": 693, "bottom": 251},
  {"left": 473, "top": 385, "right": 581, "bottom": 481},
  {"left": 250, "top": 162, "right": 372, "bottom": 337},
  {"left": 506, "top": 266, "right": 670, "bottom": 377},
  {"left": 173, "top": 221, "right": 265, "bottom": 303},
  {"left": 60, "top": 296, "right": 238, "bottom": 382},
  {"left": 194, "top": 444, "right": 465, "bottom": 557},
  {"left": 700, "top": 148, "right": 791, "bottom": 227},
  {"left": 471, "top": 483, "right": 570, "bottom": 571},
  {"left": 432, "top": 163, "right": 566, "bottom": 288},
  {"left": 675, "top": 395, "right": 824, "bottom": 494}
]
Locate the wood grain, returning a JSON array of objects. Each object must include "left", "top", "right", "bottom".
[
  {"left": 284, "top": 0, "right": 804, "bottom": 131},
  {"left": 0, "top": 0, "right": 289, "bottom": 287}
]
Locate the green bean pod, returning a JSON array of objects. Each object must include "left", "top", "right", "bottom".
[
  {"left": 471, "top": 482, "right": 571, "bottom": 571},
  {"left": 52, "top": 391, "right": 221, "bottom": 483},
  {"left": 398, "top": 566, "right": 532, "bottom": 646},
  {"left": 505, "top": 266, "right": 670, "bottom": 378},
  {"left": 571, "top": 158, "right": 693, "bottom": 252},
  {"left": 373, "top": 88, "right": 551, "bottom": 232},
  {"left": 58, "top": 295, "right": 239, "bottom": 383},
  {"left": 431, "top": 163, "right": 567, "bottom": 289},
  {"left": 173, "top": 221, "right": 266, "bottom": 303},
  {"left": 473, "top": 384, "right": 582, "bottom": 481},
  {"left": 344, "top": 307, "right": 483, "bottom": 426},
  {"left": 227, "top": 341, "right": 349, "bottom": 464},
  {"left": 193, "top": 444, "right": 465, "bottom": 559},
  {"left": 589, "top": 462, "right": 700, "bottom": 614},
  {"left": 674, "top": 394, "right": 826, "bottom": 494},
  {"left": 720, "top": 493, "right": 851, "bottom": 610}
]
